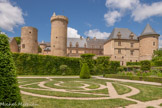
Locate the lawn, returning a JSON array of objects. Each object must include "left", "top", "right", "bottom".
[{"left": 18, "top": 76, "right": 162, "bottom": 108}]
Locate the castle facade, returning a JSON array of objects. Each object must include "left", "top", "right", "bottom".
[{"left": 9, "top": 13, "right": 160, "bottom": 66}]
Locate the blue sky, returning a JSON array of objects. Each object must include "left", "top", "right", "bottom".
[{"left": 0, "top": 0, "right": 162, "bottom": 47}]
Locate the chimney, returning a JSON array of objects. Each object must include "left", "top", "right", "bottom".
[
  {"left": 80, "top": 36, "right": 83, "bottom": 40},
  {"left": 94, "top": 37, "right": 96, "bottom": 40},
  {"left": 87, "top": 37, "right": 90, "bottom": 40}
]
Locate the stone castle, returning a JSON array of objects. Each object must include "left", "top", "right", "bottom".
[{"left": 8, "top": 13, "right": 160, "bottom": 66}]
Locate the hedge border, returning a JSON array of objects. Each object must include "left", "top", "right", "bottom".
[{"left": 104, "top": 74, "right": 162, "bottom": 83}]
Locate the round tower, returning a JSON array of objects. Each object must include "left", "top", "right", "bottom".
[
  {"left": 50, "top": 13, "right": 68, "bottom": 56},
  {"left": 139, "top": 24, "right": 160, "bottom": 61},
  {"left": 20, "top": 26, "right": 38, "bottom": 54}
]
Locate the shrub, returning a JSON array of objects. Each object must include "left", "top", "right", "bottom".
[
  {"left": 140, "top": 60, "right": 151, "bottom": 72},
  {"left": 154, "top": 60, "right": 162, "bottom": 66},
  {"left": 107, "top": 61, "right": 120, "bottom": 74},
  {"left": 80, "top": 54, "right": 95, "bottom": 75},
  {"left": 59, "top": 65, "right": 72, "bottom": 75},
  {"left": 80, "top": 63, "right": 90, "bottom": 79},
  {"left": 126, "top": 62, "right": 140, "bottom": 66},
  {"left": 96, "top": 56, "right": 110, "bottom": 75},
  {"left": 104, "top": 74, "right": 162, "bottom": 83},
  {"left": 12, "top": 53, "right": 81, "bottom": 75},
  {"left": 0, "top": 34, "right": 22, "bottom": 107},
  {"left": 117, "top": 67, "right": 124, "bottom": 72}
]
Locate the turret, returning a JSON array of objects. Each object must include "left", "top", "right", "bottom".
[
  {"left": 20, "top": 26, "right": 38, "bottom": 54},
  {"left": 139, "top": 24, "right": 160, "bottom": 61},
  {"left": 50, "top": 12, "right": 68, "bottom": 56}
]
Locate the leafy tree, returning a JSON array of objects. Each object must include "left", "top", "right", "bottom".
[
  {"left": 38, "top": 46, "right": 42, "bottom": 53},
  {"left": 14, "top": 37, "right": 21, "bottom": 45},
  {"left": 152, "top": 50, "right": 162, "bottom": 66},
  {"left": 80, "top": 63, "right": 90, "bottom": 79},
  {"left": 96, "top": 56, "right": 110, "bottom": 75},
  {"left": 0, "top": 34, "right": 22, "bottom": 107},
  {"left": 140, "top": 60, "right": 151, "bottom": 72}
]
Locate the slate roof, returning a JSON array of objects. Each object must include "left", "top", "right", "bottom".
[
  {"left": 87, "top": 39, "right": 107, "bottom": 49},
  {"left": 108, "top": 28, "right": 138, "bottom": 40},
  {"left": 67, "top": 38, "right": 87, "bottom": 48},
  {"left": 141, "top": 24, "right": 158, "bottom": 36}
]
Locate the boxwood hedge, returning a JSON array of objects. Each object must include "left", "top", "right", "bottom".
[
  {"left": 12, "top": 53, "right": 81, "bottom": 75},
  {"left": 0, "top": 34, "right": 22, "bottom": 107}
]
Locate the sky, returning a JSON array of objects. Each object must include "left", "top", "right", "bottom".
[{"left": 0, "top": 0, "right": 162, "bottom": 47}]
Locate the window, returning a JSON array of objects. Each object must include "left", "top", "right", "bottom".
[
  {"left": 118, "top": 49, "right": 121, "bottom": 54},
  {"left": 115, "top": 56, "right": 116, "bottom": 59},
  {"left": 117, "top": 32, "right": 121, "bottom": 39},
  {"left": 153, "top": 42, "right": 155, "bottom": 46},
  {"left": 131, "top": 43, "right": 134, "bottom": 48},
  {"left": 131, "top": 50, "right": 134, "bottom": 55},
  {"left": 29, "top": 31, "right": 31, "bottom": 34},
  {"left": 76, "top": 50, "right": 78, "bottom": 54},
  {"left": 118, "top": 41, "right": 121, "bottom": 46},
  {"left": 130, "top": 36, "right": 133, "bottom": 39},
  {"left": 122, "top": 56, "right": 124, "bottom": 59},
  {"left": 22, "top": 44, "right": 25, "bottom": 48},
  {"left": 136, "top": 60, "right": 138, "bottom": 62},
  {"left": 70, "top": 42, "right": 72, "bottom": 47},
  {"left": 84, "top": 43, "right": 86, "bottom": 48},
  {"left": 76, "top": 42, "right": 79, "bottom": 48},
  {"left": 130, "top": 60, "right": 132, "bottom": 62},
  {"left": 122, "top": 61, "right": 124, "bottom": 66},
  {"left": 70, "top": 50, "right": 72, "bottom": 53}
]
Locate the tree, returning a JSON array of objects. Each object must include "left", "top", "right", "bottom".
[
  {"left": 80, "top": 63, "right": 90, "bottom": 79},
  {"left": 152, "top": 50, "right": 162, "bottom": 66},
  {"left": 140, "top": 60, "right": 151, "bottom": 72},
  {"left": 0, "top": 34, "right": 22, "bottom": 107},
  {"left": 14, "top": 37, "right": 21, "bottom": 45}
]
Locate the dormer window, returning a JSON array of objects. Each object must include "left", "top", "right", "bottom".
[
  {"left": 70, "top": 42, "right": 72, "bottom": 47},
  {"left": 84, "top": 43, "right": 86, "bottom": 48},
  {"left": 117, "top": 32, "right": 121, "bottom": 39},
  {"left": 130, "top": 32, "right": 134, "bottom": 39},
  {"left": 76, "top": 42, "right": 79, "bottom": 48}
]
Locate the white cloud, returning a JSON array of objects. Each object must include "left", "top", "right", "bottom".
[
  {"left": 132, "top": 2, "right": 162, "bottom": 22},
  {"left": 68, "top": 27, "right": 81, "bottom": 38},
  {"left": 104, "top": 11, "right": 121, "bottom": 26},
  {"left": 0, "top": 0, "right": 25, "bottom": 32},
  {"left": 106, "top": 0, "right": 139, "bottom": 10},
  {"left": 104, "top": 0, "right": 162, "bottom": 26},
  {"left": 84, "top": 29, "right": 110, "bottom": 39}
]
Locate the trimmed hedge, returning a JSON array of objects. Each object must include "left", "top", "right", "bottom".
[
  {"left": 80, "top": 54, "right": 95, "bottom": 75},
  {"left": 140, "top": 60, "right": 151, "bottom": 71},
  {"left": 0, "top": 34, "right": 22, "bottom": 107},
  {"left": 80, "top": 63, "right": 90, "bottom": 79},
  {"left": 107, "top": 61, "right": 120, "bottom": 74},
  {"left": 104, "top": 74, "right": 162, "bottom": 83},
  {"left": 127, "top": 62, "right": 140, "bottom": 66},
  {"left": 12, "top": 53, "right": 81, "bottom": 75}
]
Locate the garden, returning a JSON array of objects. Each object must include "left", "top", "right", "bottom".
[{"left": 0, "top": 34, "right": 162, "bottom": 108}]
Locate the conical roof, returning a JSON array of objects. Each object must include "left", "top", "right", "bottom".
[{"left": 141, "top": 24, "right": 158, "bottom": 36}]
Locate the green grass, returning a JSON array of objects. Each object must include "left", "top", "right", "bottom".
[
  {"left": 22, "top": 95, "right": 136, "bottom": 108},
  {"left": 18, "top": 77, "right": 162, "bottom": 107},
  {"left": 21, "top": 88, "right": 106, "bottom": 98},
  {"left": 112, "top": 83, "right": 131, "bottom": 95},
  {"left": 146, "top": 106, "right": 155, "bottom": 108},
  {"left": 126, "top": 83, "right": 162, "bottom": 102},
  {"left": 159, "top": 103, "right": 162, "bottom": 106}
]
